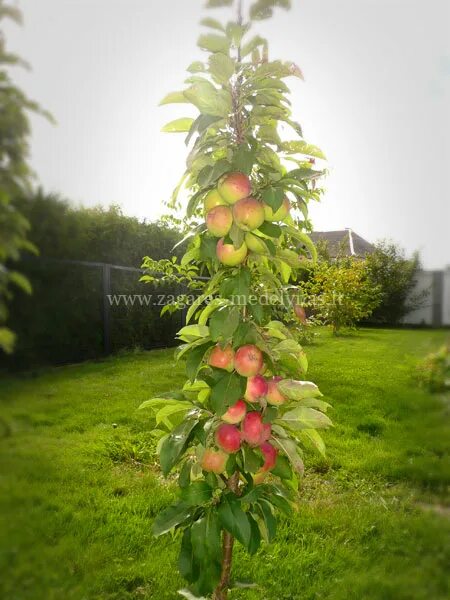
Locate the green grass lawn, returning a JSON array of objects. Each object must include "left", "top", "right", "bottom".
[{"left": 1, "top": 329, "right": 449, "bottom": 600}]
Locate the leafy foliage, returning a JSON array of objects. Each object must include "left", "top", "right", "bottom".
[
  {"left": 0, "top": 1, "right": 48, "bottom": 352},
  {"left": 141, "top": 1, "right": 333, "bottom": 597},
  {"left": 365, "top": 240, "right": 426, "bottom": 325},
  {"left": 300, "top": 258, "right": 382, "bottom": 334},
  {"left": 416, "top": 344, "right": 450, "bottom": 393}
]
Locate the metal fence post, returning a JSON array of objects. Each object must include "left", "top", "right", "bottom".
[{"left": 102, "top": 264, "right": 112, "bottom": 354}]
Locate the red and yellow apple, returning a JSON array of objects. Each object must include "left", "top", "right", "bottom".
[
  {"left": 266, "top": 376, "right": 287, "bottom": 406},
  {"left": 244, "top": 374, "right": 268, "bottom": 403},
  {"left": 201, "top": 448, "right": 228, "bottom": 473},
  {"left": 260, "top": 442, "right": 277, "bottom": 471},
  {"left": 241, "top": 411, "right": 266, "bottom": 446},
  {"left": 206, "top": 205, "right": 233, "bottom": 237},
  {"left": 204, "top": 189, "right": 227, "bottom": 214},
  {"left": 222, "top": 399, "right": 247, "bottom": 424},
  {"left": 245, "top": 232, "right": 268, "bottom": 254},
  {"left": 234, "top": 344, "right": 264, "bottom": 377},
  {"left": 218, "top": 172, "right": 251, "bottom": 205},
  {"left": 208, "top": 344, "right": 234, "bottom": 372},
  {"left": 215, "top": 423, "right": 241, "bottom": 453},
  {"left": 232, "top": 197, "right": 265, "bottom": 232},
  {"left": 216, "top": 238, "right": 248, "bottom": 266},
  {"left": 263, "top": 197, "right": 291, "bottom": 222}
]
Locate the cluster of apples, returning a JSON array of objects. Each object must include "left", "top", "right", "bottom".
[
  {"left": 204, "top": 172, "right": 291, "bottom": 267},
  {"left": 201, "top": 343, "right": 288, "bottom": 483}
]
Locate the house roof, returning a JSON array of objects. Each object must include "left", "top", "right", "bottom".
[{"left": 309, "top": 230, "right": 375, "bottom": 258}]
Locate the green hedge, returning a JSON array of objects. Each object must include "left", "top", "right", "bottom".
[{"left": 2, "top": 192, "right": 183, "bottom": 369}]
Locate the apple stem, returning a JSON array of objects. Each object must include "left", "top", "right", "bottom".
[{"left": 213, "top": 471, "right": 240, "bottom": 599}]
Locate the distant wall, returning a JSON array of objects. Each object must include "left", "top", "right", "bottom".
[{"left": 403, "top": 267, "right": 450, "bottom": 326}]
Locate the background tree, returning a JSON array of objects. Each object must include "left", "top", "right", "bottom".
[
  {"left": 365, "top": 240, "right": 425, "bottom": 325},
  {"left": 140, "top": 1, "right": 333, "bottom": 599},
  {"left": 0, "top": 1, "right": 50, "bottom": 352},
  {"left": 301, "top": 258, "right": 381, "bottom": 334}
]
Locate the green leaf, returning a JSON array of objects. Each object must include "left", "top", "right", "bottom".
[
  {"left": 265, "top": 491, "right": 293, "bottom": 516},
  {"left": 218, "top": 496, "right": 252, "bottom": 548},
  {"left": 198, "top": 33, "right": 230, "bottom": 54},
  {"left": 200, "top": 236, "right": 218, "bottom": 261},
  {"left": 242, "top": 446, "right": 264, "bottom": 472},
  {"left": 162, "top": 118, "right": 194, "bottom": 133},
  {"left": 178, "top": 529, "right": 199, "bottom": 584},
  {"left": 159, "top": 91, "right": 189, "bottom": 105},
  {"left": 272, "top": 436, "right": 304, "bottom": 475},
  {"left": 155, "top": 403, "right": 192, "bottom": 427},
  {"left": 261, "top": 187, "right": 284, "bottom": 212},
  {"left": 190, "top": 512, "right": 222, "bottom": 595},
  {"left": 200, "top": 17, "right": 225, "bottom": 31},
  {"left": 184, "top": 82, "right": 232, "bottom": 117},
  {"left": 231, "top": 144, "right": 256, "bottom": 175},
  {"left": 280, "top": 407, "right": 333, "bottom": 430},
  {"left": 210, "top": 372, "right": 246, "bottom": 415},
  {"left": 286, "top": 167, "right": 323, "bottom": 181},
  {"left": 247, "top": 513, "right": 262, "bottom": 555},
  {"left": 282, "top": 226, "right": 317, "bottom": 262},
  {"left": 206, "top": 0, "right": 233, "bottom": 7},
  {"left": 271, "top": 455, "right": 293, "bottom": 480},
  {"left": 209, "top": 53, "right": 235, "bottom": 85},
  {"left": 281, "top": 141, "right": 326, "bottom": 159},
  {"left": 8, "top": 271, "right": 32, "bottom": 294},
  {"left": 228, "top": 223, "right": 245, "bottom": 249},
  {"left": 159, "top": 418, "right": 199, "bottom": 476},
  {"left": 258, "top": 221, "right": 282, "bottom": 238},
  {"left": 152, "top": 501, "right": 193, "bottom": 536},
  {"left": 197, "top": 160, "right": 231, "bottom": 187},
  {"left": 277, "top": 379, "right": 322, "bottom": 401},
  {"left": 186, "top": 189, "right": 206, "bottom": 218},
  {"left": 300, "top": 428, "right": 326, "bottom": 457},
  {"left": 186, "top": 343, "right": 212, "bottom": 382},
  {"left": 187, "top": 61, "right": 206, "bottom": 73},
  {"left": 209, "top": 306, "right": 240, "bottom": 342},
  {"left": 178, "top": 324, "right": 210, "bottom": 340},
  {"left": 241, "top": 35, "right": 267, "bottom": 58},
  {"left": 257, "top": 498, "right": 277, "bottom": 542},
  {"left": 180, "top": 481, "right": 213, "bottom": 506}
]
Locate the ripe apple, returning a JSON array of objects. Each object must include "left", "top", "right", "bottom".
[
  {"left": 261, "top": 422, "right": 271, "bottom": 443},
  {"left": 218, "top": 172, "right": 251, "bottom": 205},
  {"left": 263, "top": 197, "right": 291, "bottom": 222},
  {"left": 245, "top": 232, "right": 268, "bottom": 254},
  {"left": 206, "top": 205, "right": 233, "bottom": 237},
  {"left": 208, "top": 344, "right": 234, "bottom": 372},
  {"left": 266, "top": 376, "right": 287, "bottom": 406},
  {"left": 232, "top": 197, "right": 265, "bottom": 232},
  {"left": 234, "top": 344, "right": 264, "bottom": 377},
  {"left": 201, "top": 448, "right": 228, "bottom": 474},
  {"left": 222, "top": 399, "right": 247, "bottom": 424},
  {"left": 294, "top": 304, "right": 307, "bottom": 324},
  {"left": 216, "top": 239, "right": 248, "bottom": 266},
  {"left": 241, "top": 411, "right": 265, "bottom": 446},
  {"left": 204, "top": 189, "right": 227, "bottom": 214},
  {"left": 244, "top": 375, "right": 268, "bottom": 403},
  {"left": 260, "top": 442, "right": 277, "bottom": 471},
  {"left": 215, "top": 423, "right": 241, "bottom": 453}
]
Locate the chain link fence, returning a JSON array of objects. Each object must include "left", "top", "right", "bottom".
[{"left": 2, "top": 257, "right": 189, "bottom": 370}]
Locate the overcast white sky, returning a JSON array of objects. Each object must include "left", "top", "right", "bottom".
[{"left": 5, "top": 0, "right": 450, "bottom": 268}]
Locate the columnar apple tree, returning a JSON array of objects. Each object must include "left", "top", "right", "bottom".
[{"left": 140, "top": 1, "right": 333, "bottom": 598}]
